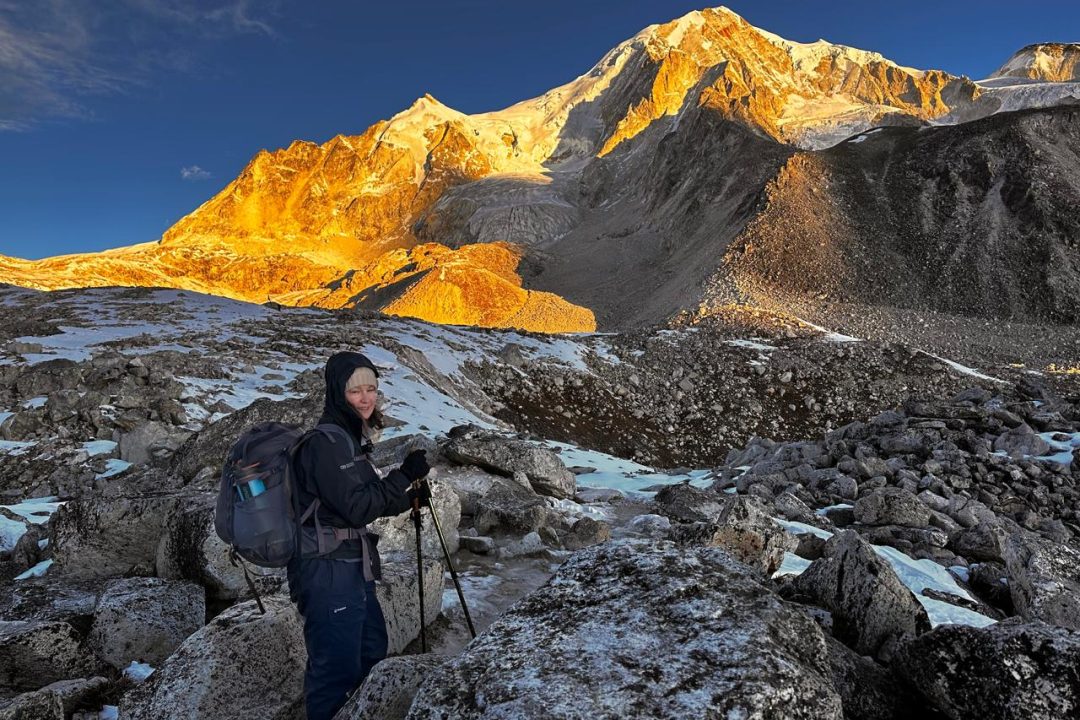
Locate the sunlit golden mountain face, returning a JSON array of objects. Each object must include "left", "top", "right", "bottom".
[{"left": 3, "top": 7, "right": 1078, "bottom": 332}]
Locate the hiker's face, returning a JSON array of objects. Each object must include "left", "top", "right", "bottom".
[{"left": 345, "top": 383, "right": 378, "bottom": 420}]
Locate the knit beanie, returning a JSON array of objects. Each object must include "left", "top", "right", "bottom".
[{"left": 345, "top": 366, "right": 378, "bottom": 392}]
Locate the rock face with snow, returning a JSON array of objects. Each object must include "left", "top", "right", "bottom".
[
  {"left": 992, "top": 43, "right": 1080, "bottom": 83},
  {"left": 897, "top": 619, "right": 1080, "bottom": 720},
  {"left": 407, "top": 540, "right": 844, "bottom": 719},
  {"left": 118, "top": 595, "right": 306, "bottom": 720}
]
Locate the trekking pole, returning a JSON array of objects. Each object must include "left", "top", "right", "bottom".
[
  {"left": 423, "top": 471, "right": 477, "bottom": 640},
  {"left": 410, "top": 495, "right": 427, "bottom": 653}
]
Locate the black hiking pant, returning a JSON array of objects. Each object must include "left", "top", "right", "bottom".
[{"left": 287, "top": 556, "right": 388, "bottom": 720}]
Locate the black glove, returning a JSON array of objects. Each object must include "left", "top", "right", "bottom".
[
  {"left": 407, "top": 478, "right": 433, "bottom": 508},
  {"left": 399, "top": 449, "right": 430, "bottom": 482}
]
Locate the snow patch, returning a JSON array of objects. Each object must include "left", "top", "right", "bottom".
[
  {"left": 82, "top": 440, "right": 118, "bottom": 456},
  {"left": 95, "top": 459, "right": 132, "bottom": 479},
  {"left": 14, "top": 558, "right": 53, "bottom": 580}
]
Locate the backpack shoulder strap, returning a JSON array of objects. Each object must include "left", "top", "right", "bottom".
[{"left": 312, "top": 423, "right": 357, "bottom": 457}]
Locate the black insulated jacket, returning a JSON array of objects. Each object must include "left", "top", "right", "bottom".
[{"left": 293, "top": 352, "right": 412, "bottom": 566}]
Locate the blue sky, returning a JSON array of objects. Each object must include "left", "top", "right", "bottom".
[{"left": 0, "top": 0, "right": 1076, "bottom": 260}]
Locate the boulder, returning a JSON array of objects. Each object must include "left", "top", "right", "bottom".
[
  {"left": 560, "top": 516, "right": 611, "bottom": 551},
  {"left": 652, "top": 483, "right": 727, "bottom": 523},
  {"left": 670, "top": 496, "right": 797, "bottom": 576},
  {"left": 155, "top": 494, "right": 285, "bottom": 601},
  {"left": 496, "top": 531, "right": 545, "bottom": 559},
  {"left": 626, "top": 514, "right": 671, "bottom": 538},
  {"left": 459, "top": 536, "right": 496, "bottom": 555},
  {"left": 378, "top": 560, "right": 444, "bottom": 656},
  {"left": 853, "top": 488, "right": 930, "bottom": 528},
  {"left": 0, "top": 621, "right": 102, "bottom": 693},
  {"left": 824, "top": 636, "right": 928, "bottom": 720},
  {"left": 897, "top": 619, "right": 1080, "bottom": 719},
  {"left": 0, "top": 577, "right": 102, "bottom": 628},
  {"left": 951, "top": 521, "right": 1008, "bottom": 563},
  {"left": 473, "top": 478, "right": 548, "bottom": 536},
  {"left": 407, "top": 540, "right": 843, "bottom": 719},
  {"left": 1002, "top": 532, "right": 1080, "bottom": 630},
  {"left": 0, "top": 688, "right": 63, "bottom": 719},
  {"left": 444, "top": 434, "right": 575, "bottom": 499},
  {"left": 118, "top": 421, "right": 190, "bottom": 466},
  {"left": 857, "top": 525, "right": 948, "bottom": 550},
  {"left": 993, "top": 424, "right": 1051, "bottom": 459},
  {"left": 51, "top": 472, "right": 187, "bottom": 580},
  {"left": 89, "top": 577, "right": 205, "bottom": 669},
  {"left": 437, "top": 466, "right": 498, "bottom": 516},
  {"left": 371, "top": 473, "right": 460, "bottom": 559},
  {"left": 0, "top": 677, "right": 110, "bottom": 720},
  {"left": 336, "top": 654, "right": 449, "bottom": 720},
  {"left": 791, "top": 531, "right": 931, "bottom": 662},
  {"left": 369, "top": 434, "right": 440, "bottom": 472},
  {"left": 168, "top": 394, "right": 319, "bottom": 481},
  {"left": 118, "top": 595, "right": 306, "bottom": 720}
]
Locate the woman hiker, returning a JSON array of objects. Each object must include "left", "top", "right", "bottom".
[{"left": 288, "top": 350, "right": 431, "bottom": 720}]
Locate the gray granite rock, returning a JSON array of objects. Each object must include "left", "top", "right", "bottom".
[
  {"left": 1003, "top": 532, "right": 1080, "bottom": 630},
  {"left": 89, "top": 577, "right": 205, "bottom": 669},
  {"left": 336, "top": 654, "right": 449, "bottom": 720},
  {"left": 155, "top": 494, "right": 285, "bottom": 601},
  {"left": 0, "top": 621, "right": 102, "bottom": 693},
  {"left": 652, "top": 483, "right": 727, "bottom": 524},
  {"left": 378, "top": 559, "right": 445, "bottom": 656},
  {"left": 118, "top": 595, "right": 305, "bottom": 720},
  {"left": 444, "top": 434, "right": 575, "bottom": 499},
  {"left": 473, "top": 478, "right": 548, "bottom": 535},
  {"left": 791, "top": 531, "right": 931, "bottom": 662},
  {"left": 51, "top": 474, "right": 188, "bottom": 580},
  {"left": 406, "top": 540, "right": 843, "bottom": 719},
  {"left": 854, "top": 488, "right": 931, "bottom": 528},
  {"left": 897, "top": 619, "right": 1080, "bottom": 719}
]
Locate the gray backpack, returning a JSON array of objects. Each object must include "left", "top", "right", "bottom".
[{"left": 214, "top": 421, "right": 366, "bottom": 610}]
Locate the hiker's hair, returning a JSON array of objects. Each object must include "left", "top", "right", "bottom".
[{"left": 366, "top": 407, "right": 384, "bottom": 432}]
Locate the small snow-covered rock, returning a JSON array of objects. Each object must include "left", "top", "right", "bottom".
[{"left": 626, "top": 513, "right": 671, "bottom": 538}]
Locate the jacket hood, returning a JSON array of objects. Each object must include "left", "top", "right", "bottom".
[{"left": 321, "top": 351, "right": 380, "bottom": 444}]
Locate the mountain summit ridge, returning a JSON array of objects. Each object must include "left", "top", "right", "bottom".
[{"left": 2, "top": 6, "right": 1079, "bottom": 334}]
